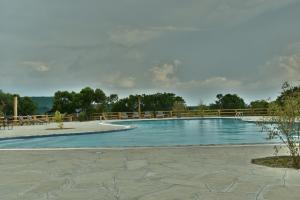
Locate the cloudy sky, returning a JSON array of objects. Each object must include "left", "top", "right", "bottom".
[{"left": 1, "top": 0, "right": 300, "bottom": 105}]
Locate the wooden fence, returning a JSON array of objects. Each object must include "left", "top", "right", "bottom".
[
  {"left": 91, "top": 108, "right": 268, "bottom": 120},
  {"left": 1, "top": 108, "right": 268, "bottom": 125}
]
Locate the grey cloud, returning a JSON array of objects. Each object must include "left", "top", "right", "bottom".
[{"left": 0, "top": 0, "right": 300, "bottom": 105}]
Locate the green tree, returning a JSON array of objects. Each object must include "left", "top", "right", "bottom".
[
  {"left": 52, "top": 91, "right": 76, "bottom": 114},
  {"left": 51, "top": 87, "right": 109, "bottom": 115},
  {"left": 94, "top": 88, "right": 106, "bottom": 104},
  {"left": 112, "top": 93, "right": 185, "bottom": 112},
  {"left": 79, "top": 87, "right": 95, "bottom": 111},
  {"left": 106, "top": 94, "right": 118, "bottom": 112},
  {"left": 93, "top": 88, "right": 107, "bottom": 112},
  {"left": 210, "top": 94, "right": 246, "bottom": 109},
  {"left": 0, "top": 90, "right": 37, "bottom": 116},
  {"left": 107, "top": 94, "right": 118, "bottom": 105},
  {"left": 19, "top": 97, "right": 37, "bottom": 115},
  {"left": 276, "top": 81, "right": 300, "bottom": 106},
  {"left": 0, "top": 90, "right": 14, "bottom": 116},
  {"left": 249, "top": 100, "right": 269, "bottom": 109}
]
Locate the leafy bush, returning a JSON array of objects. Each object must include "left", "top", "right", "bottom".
[
  {"left": 54, "top": 111, "right": 64, "bottom": 129},
  {"left": 78, "top": 111, "right": 87, "bottom": 122},
  {"left": 260, "top": 83, "right": 300, "bottom": 168}
]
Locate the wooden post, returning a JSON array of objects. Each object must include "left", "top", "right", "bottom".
[
  {"left": 138, "top": 96, "right": 141, "bottom": 118},
  {"left": 13, "top": 96, "right": 18, "bottom": 123}
]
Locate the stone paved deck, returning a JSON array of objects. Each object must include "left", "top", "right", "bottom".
[{"left": 0, "top": 145, "right": 299, "bottom": 200}]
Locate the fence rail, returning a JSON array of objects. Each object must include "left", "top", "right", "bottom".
[
  {"left": 0, "top": 108, "right": 269, "bottom": 125},
  {"left": 92, "top": 108, "right": 269, "bottom": 120}
]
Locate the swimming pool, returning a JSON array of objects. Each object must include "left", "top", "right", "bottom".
[{"left": 0, "top": 119, "right": 278, "bottom": 148}]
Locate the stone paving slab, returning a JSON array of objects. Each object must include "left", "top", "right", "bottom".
[{"left": 0, "top": 145, "right": 299, "bottom": 199}]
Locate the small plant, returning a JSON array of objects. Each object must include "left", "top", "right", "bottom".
[
  {"left": 78, "top": 111, "right": 87, "bottom": 122},
  {"left": 259, "top": 83, "right": 300, "bottom": 168},
  {"left": 54, "top": 111, "right": 64, "bottom": 129}
]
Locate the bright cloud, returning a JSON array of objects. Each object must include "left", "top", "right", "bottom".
[
  {"left": 102, "top": 72, "right": 136, "bottom": 88},
  {"left": 150, "top": 63, "right": 178, "bottom": 87},
  {"left": 149, "top": 61, "right": 241, "bottom": 90},
  {"left": 21, "top": 61, "right": 50, "bottom": 72},
  {"left": 259, "top": 52, "right": 300, "bottom": 86}
]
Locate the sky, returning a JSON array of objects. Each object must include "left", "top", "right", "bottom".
[{"left": 1, "top": 0, "right": 300, "bottom": 105}]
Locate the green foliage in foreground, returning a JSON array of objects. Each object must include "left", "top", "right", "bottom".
[
  {"left": 276, "top": 82, "right": 300, "bottom": 106},
  {"left": 260, "top": 82, "right": 300, "bottom": 168}
]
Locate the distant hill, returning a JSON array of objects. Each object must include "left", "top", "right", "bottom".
[{"left": 30, "top": 97, "right": 53, "bottom": 114}]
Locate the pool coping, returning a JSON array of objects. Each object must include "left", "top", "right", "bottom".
[
  {"left": 0, "top": 126, "right": 135, "bottom": 141},
  {"left": 0, "top": 143, "right": 282, "bottom": 151},
  {"left": 0, "top": 121, "right": 134, "bottom": 141},
  {"left": 0, "top": 117, "right": 270, "bottom": 149}
]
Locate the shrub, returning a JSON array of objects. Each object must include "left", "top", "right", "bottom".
[
  {"left": 260, "top": 83, "right": 300, "bottom": 168},
  {"left": 78, "top": 111, "right": 87, "bottom": 122},
  {"left": 54, "top": 111, "right": 64, "bottom": 129}
]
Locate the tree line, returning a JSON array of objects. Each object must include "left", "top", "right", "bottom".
[
  {"left": 1, "top": 83, "right": 299, "bottom": 116},
  {"left": 51, "top": 85, "right": 300, "bottom": 115},
  {"left": 51, "top": 87, "right": 185, "bottom": 117}
]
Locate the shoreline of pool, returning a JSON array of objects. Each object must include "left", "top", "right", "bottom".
[
  {"left": 0, "top": 121, "right": 133, "bottom": 140},
  {"left": 0, "top": 116, "right": 266, "bottom": 141}
]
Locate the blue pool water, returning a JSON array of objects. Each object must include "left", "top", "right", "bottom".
[{"left": 0, "top": 119, "right": 278, "bottom": 148}]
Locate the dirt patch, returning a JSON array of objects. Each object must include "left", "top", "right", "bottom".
[{"left": 251, "top": 156, "right": 300, "bottom": 169}]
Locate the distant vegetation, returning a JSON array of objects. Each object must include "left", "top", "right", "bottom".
[
  {"left": 30, "top": 97, "right": 53, "bottom": 114},
  {"left": 0, "top": 90, "right": 37, "bottom": 116},
  {"left": 2, "top": 83, "right": 300, "bottom": 117},
  {"left": 209, "top": 94, "right": 246, "bottom": 109},
  {"left": 111, "top": 93, "right": 185, "bottom": 112},
  {"left": 51, "top": 87, "right": 185, "bottom": 117}
]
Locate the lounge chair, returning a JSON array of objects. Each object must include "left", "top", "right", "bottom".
[
  {"left": 156, "top": 111, "right": 165, "bottom": 118},
  {"left": 0, "top": 117, "right": 13, "bottom": 130},
  {"left": 27, "top": 115, "right": 44, "bottom": 125},
  {"left": 143, "top": 111, "right": 152, "bottom": 118},
  {"left": 18, "top": 116, "right": 29, "bottom": 125},
  {"left": 132, "top": 112, "right": 140, "bottom": 119},
  {"left": 120, "top": 113, "right": 128, "bottom": 119}
]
